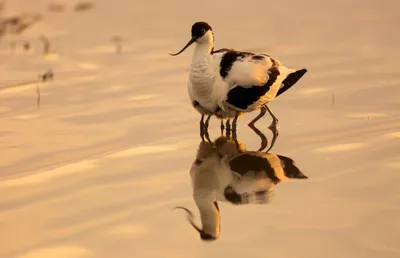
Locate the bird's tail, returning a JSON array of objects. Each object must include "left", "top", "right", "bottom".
[{"left": 276, "top": 68, "right": 307, "bottom": 97}]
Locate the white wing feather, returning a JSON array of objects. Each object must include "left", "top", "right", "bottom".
[{"left": 225, "top": 56, "right": 276, "bottom": 87}]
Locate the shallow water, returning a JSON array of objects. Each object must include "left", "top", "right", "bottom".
[{"left": 1, "top": 0, "right": 400, "bottom": 257}]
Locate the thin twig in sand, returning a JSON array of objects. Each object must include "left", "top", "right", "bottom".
[
  {"left": 39, "top": 35, "right": 50, "bottom": 55},
  {"left": 36, "top": 70, "right": 53, "bottom": 108},
  {"left": 0, "top": 70, "right": 52, "bottom": 109},
  {"left": 10, "top": 41, "right": 16, "bottom": 53},
  {"left": 36, "top": 84, "right": 41, "bottom": 109},
  {"left": 111, "top": 35, "right": 122, "bottom": 54}
]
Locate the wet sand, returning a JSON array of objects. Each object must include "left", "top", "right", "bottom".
[{"left": 1, "top": 0, "right": 399, "bottom": 257}]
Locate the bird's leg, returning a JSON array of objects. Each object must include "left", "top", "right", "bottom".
[
  {"left": 232, "top": 115, "right": 238, "bottom": 131},
  {"left": 248, "top": 106, "right": 267, "bottom": 126},
  {"left": 226, "top": 119, "right": 231, "bottom": 131},
  {"left": 231, "top": 116, "right": 240, "bottom": 147},
  {"left": 265, "top": 126, "right": 279, "bottom": 153},
  {"left": 10, "top": 41, "right": 16, "bottom": 54},
  {"left": 200, "top": 115, "right": 205, "bottom": 142},
  {"left": 232, "top": 115, "right": 238, "bottom": 139},
  {"left": 265, "top": 105, "right": 279, "bottom": 129},
  {"left": 226, "top": 119, "right": 231, "bottom": 138},
  {"left": 204, "top": 114, "right": 212, "bottom": 129},
  {"left": 220, "top": 120, "right": 225, "bottom": 136},
  {"left": 204, "top": 125, "right": 212, "bottom": 144},
  {"left": 36, "top": 84, "right": 41, "bottom": 109},
  {"left": 248, "top": 121, "right": 268, "bottom": 152}
]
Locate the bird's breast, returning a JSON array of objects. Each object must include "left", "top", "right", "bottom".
[
  {"left": 188, "top": 65, "right": 216, "bottom": 107},
  {"left": 189, "top": 67, "right": 214, "bottom": 94}
]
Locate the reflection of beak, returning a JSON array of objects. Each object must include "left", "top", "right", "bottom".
[
  {"left": 174, "top": 205, "right": 219, "bottom": 241},
  {"left": 174, "top": 206, "right": 202, "bottom": 233},
  {"left": 169, "top": 36, "right": 197, "bottom": 56}
]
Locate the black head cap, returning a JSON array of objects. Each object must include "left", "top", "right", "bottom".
[
  {"left": 191, "top": 21, "right": 212, "bottom": 38},
  {"left": 169, "top": 21, "right": 213, "bottom": 56}
]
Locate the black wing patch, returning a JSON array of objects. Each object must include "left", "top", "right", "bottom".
[
  {"left": 226, "top": 66, "right": 280, "bottom": 110},
  {"left": 211, "top": 48, "right": 234, "bottom": 54},
  {"left": 220, "top": 51, "right": 245, "bottom": 78},
  {"left": 229, "top": 153, "right": 281, "bottom": 184},
  {"left": 276, "top": 155, "right": 308, "bottom": 179},
  {"left": 219, "top": 51, "right": 256, "bottom": 78}
]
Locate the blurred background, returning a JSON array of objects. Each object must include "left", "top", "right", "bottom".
[{"left": 1, "top": 0, "right": 399, "bottom": 258}]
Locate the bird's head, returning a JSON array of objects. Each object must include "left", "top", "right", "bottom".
[
  {"left": 174, "top": 204, "right": 219, "bottom": 242},
  {"left": 169, "top": 21, "right": 213, "bottom": 56}
]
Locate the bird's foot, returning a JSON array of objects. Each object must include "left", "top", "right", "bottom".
[
  {"left": 268, "top": 118, "right": 279, "bottom": 130},
  {"left": 204, "top": 128, "right": 212, "bottom": 144},
  {"left": 248, "top": 122, "right": 268, "bottom": 151}
]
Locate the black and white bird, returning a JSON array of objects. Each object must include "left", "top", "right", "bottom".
[
  {"left": 174, "top": 135, "right": 307, "bottom": 241},
  {"left": 169, "top": 21, "right": 308, "bottom": 130}
]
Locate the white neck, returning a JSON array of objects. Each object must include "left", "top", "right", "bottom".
[
  {"left": 190, "top": 31, "right": 214, "bottom": 67},
  {"left": 196, "top": 199, "right": 220, "bottom": 237},
  {"left": 191, "top": 43, "right": 213, "bottom": 63},
  {"left": 188, "top": 36, "right": 215, "bottom": 98}
]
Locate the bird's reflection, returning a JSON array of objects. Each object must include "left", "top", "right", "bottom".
[
  {"left": 199, "top": 114, "right": 278, "bottom": 153},
  {"left": 174, "top": 126, "right": 308, "bottom": 241}
]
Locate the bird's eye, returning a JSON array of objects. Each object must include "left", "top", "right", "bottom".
[{"left": 201, "top": 29, "right": 206, "bottom": 33}]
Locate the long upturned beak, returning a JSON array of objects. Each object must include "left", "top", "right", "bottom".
[
  {"left": 169, "top": 36, "right": 197, "bottom": 56},
  {"left": 174, "top": 205, "right": 219, "bottom": 241},
  {"left": 174, "top": 206, "right": 202, "bottom": 233}
]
